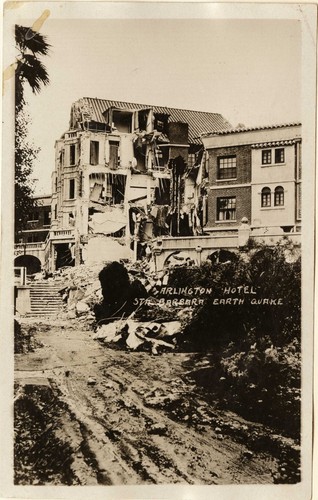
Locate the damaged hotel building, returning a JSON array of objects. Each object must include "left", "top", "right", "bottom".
[{"left": 15, "top": 97, "right": 302, "bottom": 274}]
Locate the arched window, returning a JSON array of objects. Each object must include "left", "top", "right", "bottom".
[
  {"left": 274, "top": 186, "right": 284, "bottom": 206},
  {"left": 261, "top": 187, "right": 271, "bottom": 207}
]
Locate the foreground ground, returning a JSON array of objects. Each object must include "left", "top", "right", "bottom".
[{"left": 14, "top": 317, "right": 297, "bottom": 485}]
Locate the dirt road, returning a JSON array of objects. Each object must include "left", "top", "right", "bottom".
[{"left": 14, "top": 318, "right": 282, "bottom": 485}]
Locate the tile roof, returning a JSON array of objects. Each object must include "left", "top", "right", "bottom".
[
  {"left": 75, "top": 97, "right": 232, "bottom": 145},
  {"left": 251, "top": 140, "right": 299, "bottom": 148},
  {"left": 201, "top": 122, "right": 301, "bottom": 137}
]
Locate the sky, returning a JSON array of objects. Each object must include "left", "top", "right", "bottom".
[{"left": 7, "top": 4, "right": 302, "bottom": 195}]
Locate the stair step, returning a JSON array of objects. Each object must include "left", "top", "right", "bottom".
[
  {"left": 30, "top": 297, "right": 62, "bottom": 299},
  {"left": 28, "top": 280, "right": 68, "bottom": 318},
  {"left": 31, "top": 302, "right": 63, "bottom": 307},
  {"left": 31, "top": 301, "right": 63, "bottom": 305}
]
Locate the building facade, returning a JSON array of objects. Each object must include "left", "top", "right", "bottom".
[
  {"left": 16, "top": 195, "right": 51, "bottom": 244},
  {"left": 14, "top": 195, "right": 52, "bottom": 275},
  {"left": 201, "top": 123, "right": 302, "bottom": 236},
  {"left": 14, "top": 104, "right": 302, "bottom": 276},
  {"left": 48, "top": 97, "right": 231, "bottom": 270}
]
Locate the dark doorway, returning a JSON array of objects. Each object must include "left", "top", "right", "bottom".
[
  {"left": 55, "top": 243, "right": 75, "bottom": 270},
  {"left": 14, "top": 255, "right": 41, "bottom": 275}
]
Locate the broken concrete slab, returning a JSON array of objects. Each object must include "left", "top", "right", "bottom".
[{"left": 76, "top": 302, "right": 91, "bottom": 315}]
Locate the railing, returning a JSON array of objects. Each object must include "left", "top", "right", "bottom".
[
  {"left": 158, "top": 234, "right": 238, "bottom": 251},
  {"left": 51, "top": 229, "right": 75, "bottom": 239},
  {"left": 65, "top": 130, "right": 79, "bottom": 139},
  {"left": 252, "top": 232, "right": 301, "bottom": 245},
  {"left": 156, "top": 231, "right": 301, "bottom": 253},
  {"left": 14, "top": 242, "right": 45, "bottom": 253}
]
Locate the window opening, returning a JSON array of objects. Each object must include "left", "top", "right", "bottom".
[
  {"left": 69, "top": 179, "right": 75, "bottom": 199},
  {"left": 274, "top": 186, "right": 284, "bottom": 206},
  {"left": 262, "top": 150, "right": 272, "bottom": 165},
  {"left": 275, "top": 148, "right": 285, "bottom": 163},
  {"left": 70, "top": 144, "right": 76, "bottom": 165},
  {"left": 113, "top": 111, "right": 132, "bottom": 133},
  {"left": 217, "top": 156, "right": 237, "bottom": 179},
  {"left": 109, "top": 141, "right": 119, "bottom": 170},
  {"left": 261, "top": 187, "right": 271, "bottom": 207},
  {"left": 44, "top": 210, "right": 51, "bottom": 226},
  {"left": 217, "top": 197, "right": 236, "bottom": 221},
  {"left": 90, "top": 141, "right": 99, "bottom": 165}
]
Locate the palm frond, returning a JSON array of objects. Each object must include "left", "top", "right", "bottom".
[
  {"left": 18, "top": 54, "right": 50, "bottom": 93},
  {"left": 15, "top": 24, "right": 50, "bottom": 55}
]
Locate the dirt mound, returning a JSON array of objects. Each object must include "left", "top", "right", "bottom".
[{"left": 14, "top": 320, "right": 44, "bottom": 354}]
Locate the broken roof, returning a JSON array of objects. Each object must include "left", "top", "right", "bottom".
[{"left": 72, "top": 97, "right": 232, "bottom": 145}]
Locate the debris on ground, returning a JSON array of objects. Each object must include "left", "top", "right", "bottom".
[
  {"left": 93, "top": 318, "right": 181, "bottom": 354},
  {"left": 87, "top": 377, "right": 97, "bottom": 386}
]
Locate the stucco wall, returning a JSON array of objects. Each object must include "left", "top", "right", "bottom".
[{"left": 251, "top": 181, "right": 296, "bottom": 228}]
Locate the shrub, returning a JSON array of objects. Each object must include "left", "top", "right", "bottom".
[{"left": 170, "top": 241, "right": 301, "bottom": 349}]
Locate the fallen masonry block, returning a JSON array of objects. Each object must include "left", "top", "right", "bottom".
[
  {"left": 93, "top": 320, "right": 126, "bottom": 341},
  {"left": 94, "top": 318, "right": 182, "bottom": 354},
  {"left": 76, "top": 301, "right": 90, "bottom": 315}
]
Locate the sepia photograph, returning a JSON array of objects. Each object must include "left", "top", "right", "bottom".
[{"left": 1, "top": 2, "right": 316, "bottom": 499}]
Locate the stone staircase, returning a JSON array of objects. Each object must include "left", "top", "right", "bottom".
[{"left": 28, "top": 281, "right": 65, "bottom": 317}]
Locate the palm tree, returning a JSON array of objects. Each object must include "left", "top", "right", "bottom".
[
  {"left": 15, "top": 25, "right": 50, "bottom": 110},
  {"left": 14, "top": 25, "right": 50, "bottom": 238}
]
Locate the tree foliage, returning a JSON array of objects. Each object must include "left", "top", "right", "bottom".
[
  {"left": 15, "top": 110, "right": 39, "bottom": 237},
  {"left": 15, "top": 25, "right": 50, "bottom": 110},
  {"left": 169, "top": 241, "right": 301, "bottom": 349},
  {"left": 173, "top": 241, "right": 302, "bottom": 441},
  {"left": 14, "top": 25, "right": 50, "bottom": 238}
]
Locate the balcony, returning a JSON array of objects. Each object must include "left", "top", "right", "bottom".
[
  {"left": 51, "top": 229, "right": 75, "bottom": 240},
  {"left": 14, "top": 242, "right": 46, "bottom": 256},
  {"left": 65, "top": 130, "right": 79, "bottom": 140}
]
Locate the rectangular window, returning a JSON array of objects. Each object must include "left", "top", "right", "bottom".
[
  {"left": 262, "top": 150, "right": 272, "bottom": 165},
  {"left": 109, "top": 141, "right": 119, "bottom": 169},
  {"left": 70, "top": 144, "right": 76, "bottom": 165},
  {"left": 60, "top": 149, "right": 65, "bottom": 166},
  {"left": 43, "top": 210, "right": 51, "bottom": 226},
  {"left": 275, "top": 148, "right": 285, "bottom": 163},
  {"left": 217, "top": 197, "right": 236, "bottom": 221},
  {"left": 90, "top": 141, "right": 99, "bottom": 165},
  {"left": 156, "top": 119, "right": 164, "bottom": 132},
  {"left": 217, "top": 156, "right": 237, "bottom": 180},
  {"left": 69, "top": 179, "right": 75, "bottom": 199},
  {"left": 113, "top": 111, "right": 132, "bottom": 133}
]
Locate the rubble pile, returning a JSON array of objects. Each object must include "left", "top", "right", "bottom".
[
  {"left": 93, "top": 318, "right": 182, "bottom": 355},
  {"left": 49, "top": 260, "right": 194, "bottom": 351},
  {"left": 55, "top": 264, "right": 103, "bottom": 323}
]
